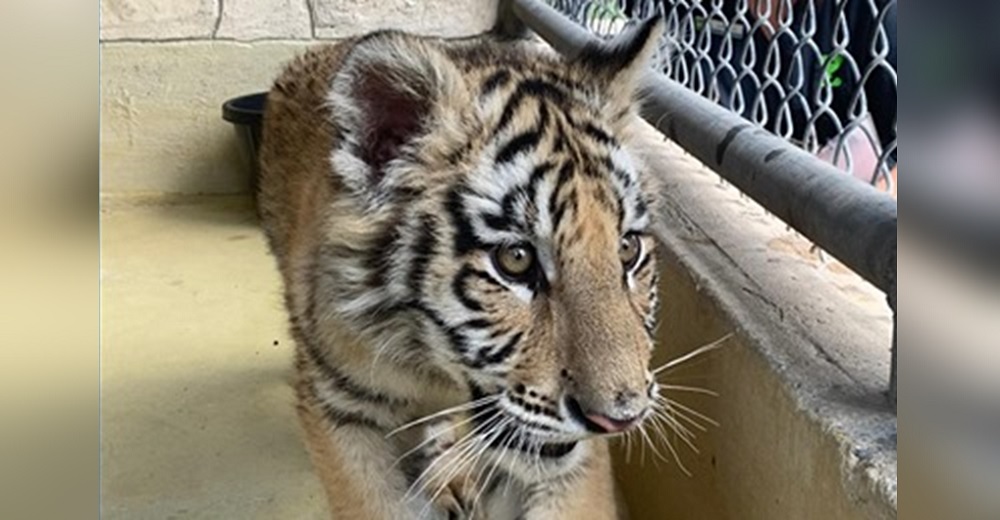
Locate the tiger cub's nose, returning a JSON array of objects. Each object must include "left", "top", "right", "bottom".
[{"left": 564, "top": 394, "right": 645, "bottom": 434}]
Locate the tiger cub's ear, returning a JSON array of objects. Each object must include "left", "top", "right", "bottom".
[
  {"left": 329, "top": 32, "right": 471, "bottom": 200},
  {"left": 574, "top": 15, "right": 665, "bottom": 118}
]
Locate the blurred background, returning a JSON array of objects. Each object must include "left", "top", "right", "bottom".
[{"left": 1, "top": 0, "right": 97, "bottom": 518}]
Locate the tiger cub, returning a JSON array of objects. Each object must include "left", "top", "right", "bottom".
[{"left": 258, "top": 15, "right": 666, "bottom": 520}]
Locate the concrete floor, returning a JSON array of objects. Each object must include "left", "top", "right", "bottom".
[{"left": 101, "top": 196, "right": 327, "bottom": 519}]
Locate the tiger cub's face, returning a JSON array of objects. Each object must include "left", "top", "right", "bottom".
[{"left": 327, "top": 20, "right": 665, "bottom": 476}]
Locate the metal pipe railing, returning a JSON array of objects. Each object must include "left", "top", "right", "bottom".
[{"left": 498, "top": 0, "right": 897, "bottom": 409}]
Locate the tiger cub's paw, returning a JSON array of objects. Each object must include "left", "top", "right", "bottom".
[{"left": 418, "top": 418, "right": 481, "bottom": 520}]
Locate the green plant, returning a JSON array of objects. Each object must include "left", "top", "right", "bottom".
[{"left": 821, "top": 52, "right": 845, "bottom": 89}]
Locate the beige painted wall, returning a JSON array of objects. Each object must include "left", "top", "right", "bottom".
[
  {"left": 100, "top": 0, "right": 498, "bottom": 195},
  {"left": 612, "top": 262, "right": 892, "bottom": 520},
  {"left": 603, "top": 126, "right": 896, "bottom": 520}
]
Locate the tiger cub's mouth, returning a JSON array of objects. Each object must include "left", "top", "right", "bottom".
[
  {"left": 466, "top": 392, "right": 582, "bottom": 461},
  {"left": 484, "top": 423, "right": 579, "bottom": 459}
]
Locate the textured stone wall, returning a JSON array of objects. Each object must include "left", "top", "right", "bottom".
[{"left": 100, "top": 0, "right": 498, "bottom": 41}]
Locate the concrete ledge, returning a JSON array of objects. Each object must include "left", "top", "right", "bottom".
[{"left": 613, "top": 122, "right": 897, "bottom": 519}]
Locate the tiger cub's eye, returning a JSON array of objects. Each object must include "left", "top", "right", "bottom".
[
  {"left": 619, "top": 234, "right": 642, "bottom": 270},
  {"left": 494, "top": 243, "right": 536, "bottom": 280}
]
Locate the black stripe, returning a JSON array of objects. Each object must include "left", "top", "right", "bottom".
[
  {"left": 496, "top": 78, "right": 568, "bottom": 133},
  {"left": 553, "top": 124, "right": 567, "bottom": 152},
  {"left": 299, "top": 328, "right": 409, "bottom": 409},
  {"left": 616, "top": 169, "right": 634, "bottom": 188},
  {"left": 496, "top": 130, "right": 541, "bottom": 165},
  {"left": 583, "top": 122, "right": 615, "bottom": 145},
  {"left": 407, "top": 215, "right": 438, "bottom": 294},
  {"left": 316, "top": 399, "right": 386, "bottom": 430},
  {"left": 445, "top": 141, "right": 473, "bottom": 166},
  {"left": 452, "top": 266, "right": 486, "bottom": 312},
  {"left": 481, "top": 69, "right": 512, "bottom": 97},
  {"left": 634, "top": 250, "right": 653, "bottom": 275},
  {"left": 552, "top": 199, "right": 571, "bottom": 232},
  {"left": 536, "top": 441, "right": 578, "bottom": 458},
  {"left": 468, "top": 381, "right": 493, "bottom": 403},
  {"left": 469, "top": 268, "right": 505, "bottom": 288},
  {"left": 447, "top": 188, "right": 486, "bottom": 255},
  {"left": 548, "top": 163, "right": 575, "bottom": 229},
  {"left": 507, "top": 394, "right": 561, "bottom": 422},
  {"left": 300, "top": 258, "right": 409, "bottom": 410},
  {"left": 462, "top": 319, "right": 493, "bottom": 330},
  {"left": 485, "top": 425, "right": 577, "bottom": 458},
  {"left": 412, "top": 301, "right": 468, "bottom": 355},
  {"left": 363, "top": 226, "right": 400, "bottom": 288},
  {"left": 553, "top": 193, "right": 578, "bottom": 239},
  {"left": 489, "top": 327, "right": 511, "bottom": 340},
  {"left": 604, "top": 156, "right": 634, "bottom": 188},
  {"left": 400, "top": 450, "right": 431, "bottom": 488},
  {"left": 539, "top": 70, "right": 585, "bottom": 94},
  {"left": 467, "top": 384, "right": 503, "bottom": 428},
  {"left": 553, "top": 116, "right": 577, "bottom": 158},
  {"left": 591, "top": 185, "right": 617, "bottom": 214},
  {"left": 525, "top": 160, "right": 554, "bottom": 202},
  {"left": 483, "top": 213, "right": 515, "bottom": 233},
  {"left": 635, "top": 198, "right": 649, "bottom": 219},
  {"left": 644, "top": 318, "right": 657, "bottom": 338},
  {"left": 485, "top": 162, "right": 555, "bottom": 233},
  {"left": 393, "top": 186, "right": 424, "bottom": 200},
  {"left": 515, "top": 78, "right": 567, "bottom": 106},
  {"left": 617, "top": 198, "right": 626, "bottom": 233},
  {"left": 471, "top": 332, "right": 523, "bottom": 368}
]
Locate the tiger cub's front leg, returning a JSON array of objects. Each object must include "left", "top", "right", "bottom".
[
  {"left": 424, "top": 435, "right": 624, "bottom": 520},
  {"left": 411, "top": 418, "right": 491, "bottom": 520},
  {"left": 297, "top": 396, "right": 453, "bottom": 520}
]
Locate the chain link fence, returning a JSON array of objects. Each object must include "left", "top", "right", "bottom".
[{"left": 549, "top": 0, "right": 897, "bottom": 194}]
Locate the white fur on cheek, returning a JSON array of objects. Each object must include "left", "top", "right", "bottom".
[
  {"left": 330, "top": 148, "right": 372, "bottom": 198},
  {"left": 609, "top": 146, "right": 651, "bottom": 230},
  {"left": 625, "top": 241, "right": 648, "bottom": 292}
]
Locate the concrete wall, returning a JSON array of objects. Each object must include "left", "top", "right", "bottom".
[
  {"left": 100, "top": 0, "right": 499, "bottom": 41},
  {"left": 100, "top": 0, "right": 499, "bottom": 195},
  {"left": 608, "top": 125, "right": 897, "bottom": 520}
]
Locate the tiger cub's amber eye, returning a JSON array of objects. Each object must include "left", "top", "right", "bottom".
[
  {"left": 619, "top": 234, "right": 642, "bottom": 270},
  {"left": 495, "top": 243, "right": 535, "bottom": 279}
]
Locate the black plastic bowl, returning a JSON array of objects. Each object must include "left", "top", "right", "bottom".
[{"left": 222, "top": 92, "right": 267, "bottom": 194}]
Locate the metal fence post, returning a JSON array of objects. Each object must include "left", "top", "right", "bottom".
[{"left": 493, "top": 0, "right": 531, "bottom": 39}]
